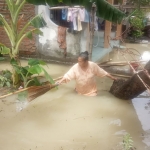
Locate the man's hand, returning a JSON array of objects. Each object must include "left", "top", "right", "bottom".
[
  {"left": 112, "top": 77, "right": 117, "bottom": 81},
  {"left": 106, "top": 74, "right": 117, "bottom": 81},
  {"left": 56, "top": 77, "right": 66, "bottom": 85}
]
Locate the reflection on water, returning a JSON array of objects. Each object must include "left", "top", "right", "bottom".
[
  {"left": 141, "top": 51, "right": 150, "bottom": 61},
  {"left": 132, "top": 92, "right": 150, "bottom": 147},
  {"left": 114, "top": 130, "right": 127, "bottom": 136},
  {"left": 110, "top": 119, "right": 121, "bottom": 126},
  {"left": 16, "top": 100, "right": 28, "bottom": 112}
]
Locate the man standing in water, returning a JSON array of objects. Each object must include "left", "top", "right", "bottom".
[{"left": 58, "top": 51, "right": 116, "bottom": 96}]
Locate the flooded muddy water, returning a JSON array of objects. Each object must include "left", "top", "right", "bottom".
[
  {"left": 0, "top": 60, "right": 150, "bottom": 150},
  {"left": 132, "top": 92, "right": 150, "bottom": 148}
]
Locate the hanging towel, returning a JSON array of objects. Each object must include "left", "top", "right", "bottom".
[
  {"left": 84, "top": 10, "right": 89, "bottom": 23},
  {"left": 79, "top": 8, "right": 85, "bottom": 22},
  {"left": 57, "top": 26, "right": 67, "bottom": 55},
  {"left": 77, "top": 13, "right": 82, "bottom": 31},
  {"left": 67, "top": 8, "right": 82, "bottom": 31},
  {"left": 62, "top": 9, "right": 68, "bottom": 20}
]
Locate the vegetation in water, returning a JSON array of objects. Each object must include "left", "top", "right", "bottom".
[
  {"left": 0, "top": 70, "right": 12, "bottom": 87},
  {"left": 122, "top": 133, "right": 134, "bottom": 150}
]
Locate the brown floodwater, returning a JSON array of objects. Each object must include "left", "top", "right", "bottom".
[{"left": 0, "top": 60, "right": 150, "bottom": 150}]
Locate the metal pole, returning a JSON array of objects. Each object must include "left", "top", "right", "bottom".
[{"left": 49, "top": 6, "right": 84, "bottom": 10}]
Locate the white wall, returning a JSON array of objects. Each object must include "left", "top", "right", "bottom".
[{"left": 36, "top": 5, "right": 88, "bottom": 59}]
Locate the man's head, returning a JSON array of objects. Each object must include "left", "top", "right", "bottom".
[{"left": 78, "top": 51, "right": 89, "bottom": 68}]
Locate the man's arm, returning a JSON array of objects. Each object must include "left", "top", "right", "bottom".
[
  {"left": 56, "top": 65, "right": 76, "bottom": 85},
  {"left": 106, "top": 73, "right": 117, "bottom": 80},
  {"left": 57, "top": 77, "right": 67, "bottom": 85}
]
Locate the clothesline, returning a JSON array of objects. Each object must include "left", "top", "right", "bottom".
[{"left": 49, "top": 6, "right": 85, "bottom": 10}]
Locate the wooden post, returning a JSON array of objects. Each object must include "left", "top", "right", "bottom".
[
  {"left": 115, "top": 0, "right": 127, "bottom": 39},
  {"left": 116, "top": 24, "right": 122, "bottom": 38},
  {"left": 104, "top": 21, "right": 112, "bottom": 48},
  {"left": 104, "top": 0, "right": 113, "bottom": 48}
]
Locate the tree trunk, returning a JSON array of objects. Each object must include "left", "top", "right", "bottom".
[
  {"left": 11, "top": 58, "right": 21, "bottom": 88},
  {"left": 109, "top": 61, "right": 150, "bottom": 100}
]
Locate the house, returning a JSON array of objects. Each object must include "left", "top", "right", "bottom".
[{"left": 0, "top": 0, "right": 125, "bottom": 63}]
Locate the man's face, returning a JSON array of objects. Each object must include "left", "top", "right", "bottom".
[{"left": 78, "top": 57, "right": 87, "bottom": 68}]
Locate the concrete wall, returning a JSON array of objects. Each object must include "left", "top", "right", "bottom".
[{"left": 36, "top": 5, "right": 88, "bottom": 62}]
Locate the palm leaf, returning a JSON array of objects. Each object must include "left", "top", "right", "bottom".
[
  {"left": 0, "top": 43, "right": 10, "bottom": 55},
  {"left": 28, "top": 64, "right": 43, "bottom": 75},
  {"left": 28, "top": 59, "right": 46, "bottom": 66},
  {"left": 0, "top": 19, "right": 4, "bottom": 26},
  {"left": 41, "top": 67, "right": 55, "bottom": 84},
  {"left": 30, "top": 15, "right": 47, "bottom": 28},
  {"left": 26, "top": 0, "right": 125, "bottom": 23}
]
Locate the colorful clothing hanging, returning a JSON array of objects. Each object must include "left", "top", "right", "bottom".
[
  {"left": 84, "top": 10, "right": 89, "bottom": 23},
  {"left": 62, "top": 9, "right": 68, "bottom": 20},
  {"left": 67, "top": 8, "right": 86, "bottom": 31}
]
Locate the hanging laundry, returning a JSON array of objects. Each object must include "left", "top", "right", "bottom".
[
  {"left": 67, "top": 8, "right": 83, "bottom": 31},
  {"left": 67, "top": 8, "right": 73, "bottom": 22},
  {"left": 57, "top": 26, "right": 67, "bottom": 56},
  {"left": 77, "top": 13, "right": 82, "bottom": 31},
  {"left": 50, "top": 9, "right": 72, "bottom": 28},
  {"left": 62, "top": 9, "right": 68, "bottom": 20},
  {"left": 79, "top": 8, "right": 85, "bottom": 22},
  {"left": 67, "top": 8, "right": 78, "bottom": 30},
  {"left": 84, "top": 10, "right": 90, "bottom": 23}
]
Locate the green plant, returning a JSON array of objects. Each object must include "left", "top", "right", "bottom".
[
  {"left": 129, "top": 9, "right": 145, "bottom": 40},
  {"left": 0, "top": 70, "right": 12, "bottom": 87},
  {"left": 132, "top": 29, "right": 144, "bottom": 38},
  {"left": 130, "top": 17, "right": 144, "bottom": 29},
  {"left": 11, "top": 58, "right": 54, "bottom": 88},
  {"left": 0, "top": 0, "right": 47, "bottom": 86},
  {"left": 127, "top": 0, "right": 150, "bottom": 6},
  {"left": 131, "top": 9, "right": 145, "bottom": 19},
  {"left": 0, "top": 0, "right": 46, "bottom": 59},
  {"left": 122, "top": 133, "right": 134, "bottom": 150}
]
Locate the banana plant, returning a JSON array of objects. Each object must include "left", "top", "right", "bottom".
[
  {"left": 0, "top": 70, "right": 12, "bottom": 87},
  {"left": 0, "top": 0, "right": 47, "bottom": 87},
  {"left": 26, "top": 0, "right": 125, "bottom": 24},
  {"left": 0, "top": 0, "right": 46, "bottom": 59},
  {"left": 10, "top": 58, "right": 55, "bottom": 88}
]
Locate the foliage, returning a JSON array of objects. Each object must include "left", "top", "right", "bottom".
[
  {"left": 132, "top": 29, "right": 144, "bottom": 38},
  {"left": 0, "top": 70, "right": 12, "bottom": 87},
  {"left": 26, "top": 0, "right": 125, "bottom": 24},
  {"left": 127, "top": 0, "right": 150, "bottom": 6},
  {"left": 131, "top": 9, "right": 145, "bottom": 19},
  {"left": 0, "top": 0, "right": 46, "bottom": 58},
  {"left": 129, "top": 10, "right": 145, "bottom": 39},
  {"left": 11, "top": 58, "right": 54, "bottom": 88},
  {"left": 130, "top": 17, "right": 144, "bottom": 29},
  {"left": 122, "top": 133, "right": 134, "bottom": 150},
  {"left": 0, "top": 43, "right": 10, "bottom": 55},
  {"left": 0, "top": 0, "right": 48, "bottom": 87}
]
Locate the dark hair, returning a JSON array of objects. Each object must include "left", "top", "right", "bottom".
[{"left": 78, "top": 51, "right": 89, "bottom": 61}]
